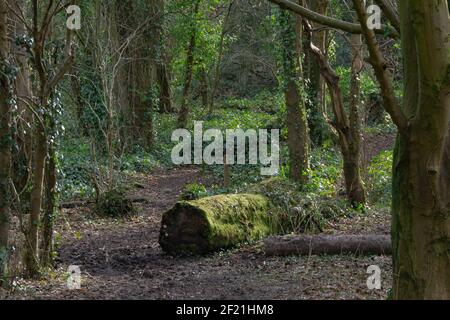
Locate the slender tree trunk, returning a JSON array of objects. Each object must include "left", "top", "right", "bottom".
[
  {"left": 12, "top": 0, "right": 33, "bottom": 192},
  {"left": 304, "top": 21, "right": 365, "bottom": 205},
  {"left": 26, "top": 105, "right": 47, "bottom": 276},
  {"left": 41, "top": 106, "right": 57, "bottom": 267},
  {"left": 279, "top": 8, "right": 309, "bottom": 183},
  {"left": 304, "top": 0, "right": 328, "bottom": 146},
  {"left": 153, "top": 0, "right": 173, "bottom": 114},
  {"left": 0, "top": 0, "right": 12, "bottom": 284},
  {"left": 158, "top": 63, "right": 173, "bottom": 113},
  {"left": 346, "top": 32, "right": 366, "bottom": 205},
  {"left": 177, "top": 0, "right": 201, "bottom": 128},
  {"left": 199, "top": 66, "right": 209, "bottom": 109},
  {"left": 209, "top": 0, "right": 233, "bottom": 114}
]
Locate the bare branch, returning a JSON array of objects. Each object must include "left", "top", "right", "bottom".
[
  {"left": 268, "top": 0, "right": 399, "bottom": 37},
  {"left": 352, "top": 0, "right": 408, "bottom": 135}
]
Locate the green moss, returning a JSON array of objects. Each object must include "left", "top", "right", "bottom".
[
  {"left": 160, "top": 178, "right": 352, "bottom": 255},
  {"left": 160, "top": 194, "right": 272, "bottom": 255}
]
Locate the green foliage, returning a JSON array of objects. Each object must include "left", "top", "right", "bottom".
[
  {"left": 247, "top": 178, "right": 351, "bottom": 234},
  {"left": 304, "top": 147, "right": 342, "bottom": 197},
  {"left": 221, "top": 90, "right": 284, "bottom": 114},
  {"left": 180, "top": 183, "right": 208, "bottom": 200},
  {"left": 95, "top": 189, "right": 134, "bottom": 218},
  {"left": 367, "top": 150, "right": 393, "bottom": 205},
  {"left": 59, "top": 138, "right": 93, "bottom": 200}
]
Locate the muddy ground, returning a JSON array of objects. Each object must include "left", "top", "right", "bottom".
[{"left": 3, "top": 166, "right": 392, "bottom": 300}]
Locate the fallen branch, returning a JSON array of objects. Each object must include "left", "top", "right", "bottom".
[
  {"left": 264, "top": 234, "right": 391, "bottom": 256},
  {"left": 60, "top": 196, "right": 151, "bottom": 209}
]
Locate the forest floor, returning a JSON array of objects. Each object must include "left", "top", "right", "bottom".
[
  {"left": 4, "top": 163, "right": 392, "bottom": 300},
  {"left": 1, "top": 131, "right": 396, "bottom": 300}
]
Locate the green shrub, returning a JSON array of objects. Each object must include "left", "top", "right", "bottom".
[
  {"left": 367, "top": 150, "right": 393, "bottom": 205},
  {"left": 180, "top": 183, "right": 208, "bottom": 201},
  {"left": 247, "top": 177, "right": 351, "bottom": 234},
  {"left": 95, "top": 189, "right": 134, "bottom": 217}
]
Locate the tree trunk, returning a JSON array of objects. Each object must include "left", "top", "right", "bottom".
[
  {"left": 304, "top": 22, "right": 365, "bottom": 205},
  {"left": 12, "top": 0, "right": 33, "bottom": 192},
  {"left": 209, "top": 0, "right": 233, "bottom": 114},
  {"left": 304, "top": 0, "right": 328, "bottom": 146},
  {"left": 279, "top": 7, "right": 309, "bottom": 184},
  {"left": 390, "top": 0, "right": 450, "bottom": 300},
  {"left": 351, "top": 0, "right": 450, "bottom": 299},
  {"left": 41, "top": 116, "right": 57, "bottom": 267},
  {"left": 0, "top": 0, "right": 12, "bottom": 284},
  {"left": 346, "top": 31, "right": 366, "bottom": 205},
  {"left": 177, "top": 0, "right": 201, "bottom": 128},
  {"left": 264, "top": 234, "right": 391, "bottom": 256},
  {"left": 26, "top": 113, "right": 47, "bottom": 277},
  {"left": 157, "top": 63, "right": 173, "bottom": 113},
  {"left": 199, "top": 65, "right": 209, "bottom": 109}
]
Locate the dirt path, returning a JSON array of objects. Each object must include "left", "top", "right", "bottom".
[{"left": 8, "top": 167, "right": 391, "bottom": 300}]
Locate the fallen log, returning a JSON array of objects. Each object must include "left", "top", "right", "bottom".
[
  {"left": 159, "top": 194, "right": 274, "bottom": 255},
  {"left": 60, "top": 196, "right": 151, "bottom": 209},
  {"left": 264, "top": 234, "right": 391, "bottom": 256}
]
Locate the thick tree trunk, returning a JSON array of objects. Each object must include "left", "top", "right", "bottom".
[
  {"left": 279, "top": 8, "right": 309, "bottom": 184},
  {"left": 390, "top": 0, "right": 450, "bottom": 300},
  {"left": 264, "top": 234, "right": 391, "bottom": 256},
  {"left": 0, "top": 0, "right": 12, "bottom": 284},
  {"left": 352, "top": 0, "right": 450, "bottom": 299},
  {"left": 177, "top": 0, "right": 201, "bottom": 128}
]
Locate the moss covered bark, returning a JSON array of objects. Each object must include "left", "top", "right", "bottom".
[
  {"left": 391, "top": 0, "right": 450, "bottom": 299},
  {"left": 0, "top": 0, "right": 12, "bottom": 283},
  {"left": 159, "top": 194, "right": 273, "bottom": 255}
]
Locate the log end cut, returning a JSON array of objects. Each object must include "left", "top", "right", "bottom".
[{"left": 159, "top": 194, "right": 272, "bottom": 255}]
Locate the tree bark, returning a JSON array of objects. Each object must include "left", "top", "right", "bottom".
[
  {"left": 268, "top": 0, "right": 398, "bottom": 37},
  {"left": 353, "top": 0, "right": 450, "bottom": 299},
  {"left": 304, "top": 0, "right": 328, "bottom": 146},
  {"left": 209, "top": 0, "right": 233, "bottom": 113},
  {"left": 304, "top": 22, "right": 366, "bottom": 205},
  {"left": 25, "top": 0, "right": 75, "bottom": 277},
  {"left": 264, "top": 234, "right": 391, "bottom": 256},
  {"left": 177, "top": 0, "right": 201, "bottom": 128},
  {"left": 12, "top": 0, "right": 33, "bottom": 192},
  {"left": 391, "top": 0, "right": 450, "bottom": 300},
  {"left": 0, "top": 0, "right": 12, "bottom": 284},
  {"left": 279, "top": 7, "right": 309, "bottom": 184}
]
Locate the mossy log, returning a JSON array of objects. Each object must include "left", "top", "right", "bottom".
[
  {"left": 159, "top": 194, "right": 273, "bottom": 255},
  {"left": 264, "top": 234, "right": 391, "bottom": 256}
]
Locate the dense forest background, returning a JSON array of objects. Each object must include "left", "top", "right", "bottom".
[{"left": 0, "top": 0, "right": 449, "bottom": 300}]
